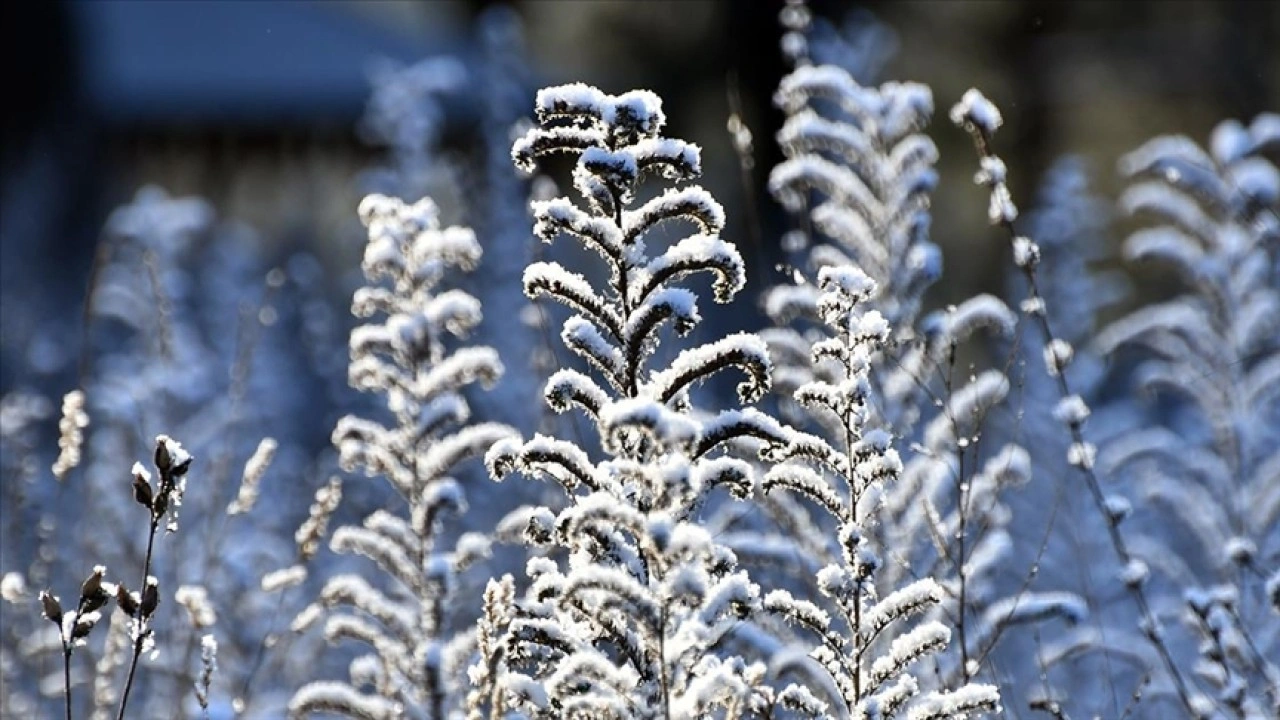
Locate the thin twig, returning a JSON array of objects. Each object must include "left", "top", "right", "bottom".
[{"left": 116, "top": 516, "right": 159, "bottom": 720}]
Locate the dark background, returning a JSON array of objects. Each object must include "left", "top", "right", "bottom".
[{"left": 3, "top": 0, "right": 1277, "bottom": 393}]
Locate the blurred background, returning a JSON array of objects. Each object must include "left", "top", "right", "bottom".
[
  {"left": 0, "top": 3, "right": 1276, "bottom": 715},
  {"left": 3, "top": 0, "right": 1276, "bottom": 397}
]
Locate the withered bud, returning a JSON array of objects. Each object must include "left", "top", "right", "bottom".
[
  {"left": 139, "top": 576, "right": 160, "bottom": 618},
  {"left": 154, "top": 438, "right": 170, "bottom": 473},
  {"left": 155, "top": 435, "right": 193, "bottom": 478},
  {"left": 79, "top": 565, "right": 110, "bottom": 614},
  {"left": 116, "top": 584, "right": 138, "bottom": 616},
  {"left": 132, "top": 463, "right": 153, "bottom": 509},
  {"left": 71, "top": 613, "right": 100, "bottom": 640},
  {"left": 40, "top": 591, "right": 63, "bottom": 624}
]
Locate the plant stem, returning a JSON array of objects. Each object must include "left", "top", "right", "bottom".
[
  {"left": 117, "top": 516, "right": 160, "bottom": 720},
  {"left": 63, "top": 647, "right": 73, "bottom": 720}
]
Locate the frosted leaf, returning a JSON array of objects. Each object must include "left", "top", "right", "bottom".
[
  {"left": 869, "top": 621, "right": 950, "bottom": 686},
  {"left": 175, "top": 585, "right": 216, "bottom": 629},
  {"left": 763, "top": 463, "right": 844, "bottom": 518},
  {"left": 648, "top": 332, "right": 772, "bottom": 404},
  {"left": 770, "top": 154, "right": 881, "bottom": 216},
  {"left": 562, "top": 316, "right": 623, "bottom": 386},
  {"left": 980, "top": 591, "right": 1087, "bottom": 629},
  {"left": 544, "top": 369, "right": 609, "bottom": 417},
  {"left": 530, "top": 198, "right": 625, "bottom": 258},
  {"left": 624, "top": 186, "right": 726, "bottom": 239},
  {"left": 639, "top": 234, "right": 746, "bottom": 304},
  {"left": 949, "top": 370, "right": 1010, "bottom": 422},
  {"left": 600, "top": 398, "right": 700, "bottom": 454},
  {"left": 944, "top": 294, "right": 1016, "bottom": 342},
  {"left": 696, "top": 407, "right": 790, "bottom": 457},
  {"left": 763, "top": 589, "right": 831, "bottom": 631},
  {"left": 908, "top": 684, "right": 1000, "bottom": 720},
  {"left": 862, "top": 578, "right": 943, "bottom": 638},
  {"left": 1228, "top": 156, "right": 1280, "bottom": 204},
  {"left": 289, "top": 682, "right": 402, "bottom": 719}
]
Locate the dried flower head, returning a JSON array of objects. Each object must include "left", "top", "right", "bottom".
[{"left": 51, "top": 390, "right": 89, "bottom": 481}]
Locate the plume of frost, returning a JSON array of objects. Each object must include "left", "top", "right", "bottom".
[
  {"left": 477, "top": 83, "right": 787, "bottom": 719},
  {"left": 360, "top": 56, "right": 468, "bottom": 203},
  {"left": 290, "top": 194, "right": 517, "bottom": 719}
]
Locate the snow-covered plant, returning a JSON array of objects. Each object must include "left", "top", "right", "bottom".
[
  {"left": 25, "top": 433, "right": 193, "bottom": 720},
  {"left": 290, "top": 194, "right": 517, "bottom": 719},
  {"left": 478, "top": 83, "right": 787, "bottom": 719},
  {"left": 757, "top": 13, "right": 1064, "bottom": 700},
  {"left": 1092, "top": 114, "right": 1280, "bottom": 717},
  {"left": 759, "top": 259, "right": 999, "bottom": 718}
]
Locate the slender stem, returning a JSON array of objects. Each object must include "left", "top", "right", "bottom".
[
  {"left": 944, "top": 342, "right": 973, "bottom": 675},
  {"left": 961, "top": 127, "right": 1197, "bottom": 715},
  {"left": 117, "top": 516, "right": 160, "bottom": 720},
  {"left": 63, "top": 647, "right": 73, "bottom": 720},
  {"left": 658, "top": 606, "right": 670, "bottom": 720}
]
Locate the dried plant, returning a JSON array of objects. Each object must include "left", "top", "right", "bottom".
[
  {"left": 289, "top": 194, "right": 518, "bottom": 719},
  {"left": 478, "top": 83, "right": 787, "bottom": 719}
]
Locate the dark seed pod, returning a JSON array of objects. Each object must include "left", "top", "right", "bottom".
[
  {"left": 170, "top": 454, "right": 193, "bottom": 477},
  {"left": 116, "top": 584, "right": 139, "bottom": 616},
  {"left": 80, "top": 566, "right": 109, "bottom": 608},
  {"left": 132, "top": 469, "right": 153, "bottom": 509},
  {"left": 72, "top": 615, "right": 98, "bottom": 640},
  {"left": 40, "top": 591, "right": 63, "bottom": 624},
  {"left": 140, "top": 578, "right": 160, "bottom": 618},
  {"left": 154, "top": 439, "right": 170, "bottom": 474}
]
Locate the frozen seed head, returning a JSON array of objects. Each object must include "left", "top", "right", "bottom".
[
  {"left": 0, "top": 572, "right": 27, "bottom": 603},
  {"left": 296, "top": 477, "right": 343, "bottom": 561},
  {"left": 196, "top": 634, "right": 218, "bottom": 710},
  {"left": 175, "top": 585, "right": 216, "bottom": 628},
  {"left": 261, "top": 565, "right": 307, "bottom": 593},
  {"left": 227, "top": 437, "right": 277, "bottom": 515},
  {"left": 52, "top": 389, "right": 89, "bottom": 482},
  {"left": 40, "top": 590, "right": 63, "bottom": 624}
]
